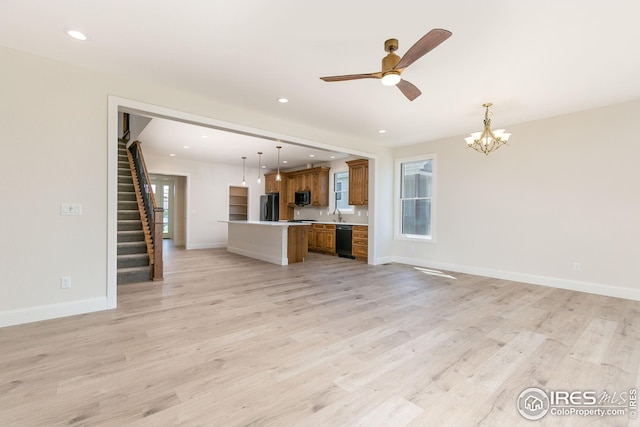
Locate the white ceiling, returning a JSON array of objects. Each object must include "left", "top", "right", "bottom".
[
  {"left": 2, "top": 0, "right": 640, "bottom": 165},
  {"left": 137, "top": 116, "right": 350, "bottom": 171}
]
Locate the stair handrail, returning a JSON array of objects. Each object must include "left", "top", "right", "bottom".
[
  {"left": 122, "top": 112, "right": 131, "bottom": 142},
  {"left": 127, "top": 140, "right": 163, "bottom": 281}
]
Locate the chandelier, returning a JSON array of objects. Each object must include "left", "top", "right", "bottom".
[{"left": 464, "top": 103, "right": 511, "bottom": 155}]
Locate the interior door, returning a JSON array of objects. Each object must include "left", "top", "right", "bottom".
[{"left": 150, "top": 175, "right": 174, "bottom": 239}]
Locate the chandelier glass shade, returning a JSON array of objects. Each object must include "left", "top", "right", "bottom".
[{"left": 464, "top": 103, "right": 511, "bottom": 155}]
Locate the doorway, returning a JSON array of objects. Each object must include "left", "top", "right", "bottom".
[
  {"left": 149, "top": 173, "right": 187, "bottom": 247},
  {"left": 150, "top": 175, "right": 175, "bottom": 239},
  {"left": 108, "top": 96, "right": 375, "bottom": 311}
]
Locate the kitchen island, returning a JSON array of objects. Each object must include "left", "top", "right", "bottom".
[{"left": 221, "top": 221, "right": 310, "bottom": 265}]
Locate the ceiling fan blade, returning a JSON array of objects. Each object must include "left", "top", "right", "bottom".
[
  {"left": 320, "top": 72, "right": 381, "bottom": 82},
  {"left": 394, "top": 29, "right": 452, "bottom": 70},
  {"left": 397, "top": 79, "right": 421, "bottom": 101}
]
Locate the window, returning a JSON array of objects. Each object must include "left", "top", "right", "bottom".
[
  {"left": 397, "top": 156, "right": 434, "bottom": 240},
  {"left": 334, "top": 171, "right": 352, "bottom": 211}
]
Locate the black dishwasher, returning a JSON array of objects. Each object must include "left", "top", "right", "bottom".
[{"left": 335, "top": 224, "right": 354, "bottom": 259}]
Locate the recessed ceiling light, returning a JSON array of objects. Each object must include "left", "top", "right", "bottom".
[
  {"left": 283, "top": 160, "right": 288, "bottom": 164},
  {"left": 309, "top": 154, "right": 315, "bottom": 158},
  {"left": 378, "top": 129, "right": 387, "bottom": 134},
  {"left": 261, "top": 165, "right": 266, "bottom": 169},
  {"left": 183, "top": 145, "right": 190, "bottom": 149},
  {"left": 65, "top": 29, "right": 88, "bottom": 41},
  {"left": 169, "top": 153, "right": 176, "bottom": 157},
  {"left": 201, "top": 135, "right": 208, "bottom": 139},
  {"left": 330, "top": 156, "right": 336, "bottom": 159},
  {"left": 278, "top": 98, "right": 289, "bottom": 103}
]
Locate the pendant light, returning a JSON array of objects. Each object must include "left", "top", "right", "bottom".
[
  {"left": 275, "top": 146, "right": 282, "bottom": 181},
  {"left": 241, "top": 156, "right": 246, "bottom": 186},
  {"left": 464, "top": 103, "right": 512, "bottom": 155},
  {"left": 257, "top": 152, "right": 263, "bottom": 184}
]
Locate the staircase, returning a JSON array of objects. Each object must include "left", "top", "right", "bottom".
[{"left": 117, "top": 140, "right": 152, "bottom": 284}]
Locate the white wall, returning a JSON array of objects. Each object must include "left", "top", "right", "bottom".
[
  {"left": 145, "top": 150, "right": 264, "bottom": 249},
  {"left": 1, "top": 47, "right": 113, "bottom": 321},
  {"left": 392, "top": 100, "right": 640, "bottom": 299}
]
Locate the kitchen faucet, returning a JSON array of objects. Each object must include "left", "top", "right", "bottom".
[{"left": 332, "top": 207, "right": 343, "bottom": 223}]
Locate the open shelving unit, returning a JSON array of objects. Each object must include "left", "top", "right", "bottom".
[{"left": 228, "top": 186, "right": 248, "bottom": 221}]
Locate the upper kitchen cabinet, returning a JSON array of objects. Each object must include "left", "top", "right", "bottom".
[
  {"left": 309, "top": 168, "right": 329, "bottom": 206},
  {"left": 264, "top": 172, "right": 283, "bottom": 194},
  {"left": 347, "top": 159, "right": 368, "bottom": 206},
  {"left": 286, "top": 167, "right": 330, "bottom": 207},
  {"left": 264, "top": 172, "right": 293, "bottom": 220}
]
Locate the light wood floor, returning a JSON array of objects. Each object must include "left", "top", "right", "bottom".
[{"left": 2, "top": 244, "right": 640, "bottom": 426}]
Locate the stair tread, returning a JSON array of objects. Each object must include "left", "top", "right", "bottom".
[
  {"left": 118, "top": 253, "right": 149, "bottom": 259},
  {"left": 118, "top": 241, "right": 146, "bottom": 246},
  {"left": 117, "top": 266, "right": 150, "bottom": 273}
]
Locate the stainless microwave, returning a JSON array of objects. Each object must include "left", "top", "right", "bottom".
[{"left": 294, "top": 190, "right": 311, "bottom": 206}]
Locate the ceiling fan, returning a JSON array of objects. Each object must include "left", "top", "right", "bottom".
[{"left": 320, "top": 29, "right": 452, "bottom": 101}]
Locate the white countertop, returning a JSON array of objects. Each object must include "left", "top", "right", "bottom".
[
  {"left": 220, "top": 220, "right": 310, "bottom": 226},
  {"left": 220, "top": 220, "right": 368, "bottom": 226},
  {"left": 299, "top": 221, "right": 368, "bottom": 226}
]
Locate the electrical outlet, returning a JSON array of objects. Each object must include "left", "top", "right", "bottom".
[
  {"left": 573, "top": 262, "right": 581, "bottom": 272},
  {"left": 61, "top": 276, "right": 71, "bottom": 289}
]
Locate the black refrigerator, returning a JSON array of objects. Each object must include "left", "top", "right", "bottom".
[{"left": 260, "top": 194, "right": 279, "bottom": 221}]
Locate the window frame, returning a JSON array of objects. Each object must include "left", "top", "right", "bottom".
[
  {"left": 331, "top": 169, "right": 354, "bottom": 213},
  {"left": 394, "top": 154, "right": 436, "bottom": 242}
]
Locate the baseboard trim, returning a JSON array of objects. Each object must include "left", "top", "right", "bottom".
[
  {"left": 185, "top": 242, "right": 227, "bottom": 250},
  {"left": 390, "top": 256, "right": 640, "bottom": 302},
  {"left": 0, "top": 297, "right": 110, "bottom": 328},
  {"left": 372, "top": 256, "right": 395, "bottom": 266}
]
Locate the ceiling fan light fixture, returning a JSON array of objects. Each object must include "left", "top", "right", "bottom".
[
  {"left": 381, "top": 72, "right": 401, "bottom": 86},
  {"left": 319, "top": 29, "right": 452, "bottom": 100}
]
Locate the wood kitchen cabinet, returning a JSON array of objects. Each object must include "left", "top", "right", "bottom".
[
  {"left": 287, "top": 176, "right": 297, "bottom": 205},
  {"left": 296, "top": 173, "right": 308, "bottom": 192},
  {"left": 347, "top": 159, "right": 368, "bottom": 206},
  {"left": 352, "top": 225, "right": 368, "bottom": 260},
  {"left": 309, "top": 169, "right": 329, "bottom": 206},
  {"left": 285, "top": 167, "right": 330, "bottom": 207},
  {"left": 264, "top": 172, "right": 281, "bottom": 194},
  {"left": 308, "top": 223, "right": 335, "bottom": 254},
  {"left": 264, "top": 172, "right": 293, "bottom": 220}
]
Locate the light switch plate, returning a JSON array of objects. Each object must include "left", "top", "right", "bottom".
[{"left": 61, "top": 203, "right": 82, "bottom": 215}]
